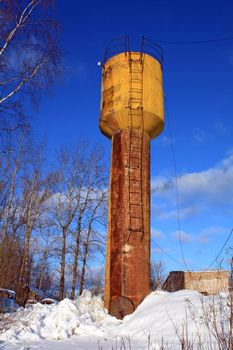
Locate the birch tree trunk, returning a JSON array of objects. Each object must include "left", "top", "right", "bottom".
[
  {"left": 71, "top": 216, "right": 81, "bottom": 300},
  {"left": 59, "top": 227, "right": 67, "bottom": 300}
]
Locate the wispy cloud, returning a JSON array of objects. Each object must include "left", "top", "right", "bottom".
[
  {"left": 157, "top": 135, "right": 172, "bottom": 146},
  {"left": 173, "top": 230, "right": 193, "bottom": 244},
  {"left": 197, "top": 226, "right": 230, "bottom": 245},
  {"left": 214, "top": 120, "right": 228, "bottom": 135},
  {"left": 192, "top": 128, "right": 208, "bottom": 143},
  {"left": 151, "top": 151, "right": 233, "bottom": 220},
  {"left": 151, "top": 228, "right": 164, "bottom": 239},
  {"left": 153, "top": 206, "right": 199, "bottom": 221}
]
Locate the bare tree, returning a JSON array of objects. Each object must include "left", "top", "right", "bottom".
[
  {"left": 0, "top": 135, "right": 24, "bottom": 244},
  {"left": 32, "top": 218, "right": 56, "bottom": 296},
  {"left": 70, "top": 187, "right": 91, "bottom": 300},
  {"left": 0, "top": 135, "right": 26, "bottom": 290},
  {"left": 17, "top": 142, "right": 52, "bottom": 293},
  {"left": 150, "top": 260, "right": 166, "bottom": 291},
  {"left": 50, "top": 146, "right": 87, "bottom": 300},
  {"left": 70, "top": 148, "right": 108, "bottom": 300},
  {"left": 78, "top": 189, "right": 107, "bottom": 296},
  {"left": 88, "top": 266, "right": 104, "bottom": 296},
  {"left": 0, "top": 0, "right": 61, "bottom": 146}
]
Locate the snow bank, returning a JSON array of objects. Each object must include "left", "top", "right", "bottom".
[
  {"left": 0, "top": 290, "right": 119, "bottom": 343},
  {"left": 117, "top": 290, "right": 230, "bottom": 348},
  {"left": 0, "top": 289, "right": 230, "bottom": 349},
  {"left": 117, "top": 290, "right": 205, "bottom": 345}
]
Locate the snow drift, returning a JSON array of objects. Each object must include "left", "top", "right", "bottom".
[
  {"left": 0, "top": 290, "right": 118, "bottom": 342},
  {"left": 0, "top": 289, "right": 231, "bottom": 349}
]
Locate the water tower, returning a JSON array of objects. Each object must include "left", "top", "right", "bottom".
[{"left": 99, "top": 37, "right": 164, "bottom": 319}]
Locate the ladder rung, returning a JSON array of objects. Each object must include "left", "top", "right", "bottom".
[
  {"left": 131, "top": 146, "right": 142, "bottom": 151},
  {"left": 129, "top": 106, "right": 143, "bottom": 109},
  {"left": 129, "top": 204, "right": 142, "bottom": 208},
  {"left": 129, "top": 58, "right": 142, "bottom": 62},
  {"left": 129, "top": 97, "right": 142, "bottom": 101},
  {"left": 129, "top": 100, "right": 142, "bottom": 103},
  {"left": 130, "top": 167, "right": 141, "bottom": 171},
  {"left": 128, "top": 228, "right": 143, "bottom": 232},
  {"left": 130, "top": 156, "right": 140, "bottom": 160},
  {"left": 129, "top": 62, "right": 142, "bottom": 65},
  {"left": 131, "top": 135, "right": 143, "bottom": 139},
  {"left": 130, "top": 78, "right": 143, "bottom": 81},
  {"left": 130, "top": 204, "right": 142, "bottom": 211},
  {"left": 129, "top": 103, "right": 142, "bottom": 106}
]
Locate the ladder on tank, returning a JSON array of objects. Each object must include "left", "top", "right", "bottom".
[{"left": 127, "top": 52, "right": 145, "bottom": 241}]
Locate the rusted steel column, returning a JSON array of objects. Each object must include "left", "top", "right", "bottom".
[{"left": 104, "top": 128, "right": 150, "bottom": 318}]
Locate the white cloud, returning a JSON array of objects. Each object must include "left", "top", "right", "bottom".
[
  {"left": 177, "top": 152, "right": 233, "bottom": 205},
  {"left": 197, "top": 226, "right": 230, "bottom": 245},
  {"left": 157, "top": 135, "right": 172, "bottom": 146},
  {"left": 173, "top": 230, "right": 192, "bottom": 244},
  {"left": 151, "top": 151, "right": 233, "bottom": 220},
  {"left": 151, "top": 229, "right": 164, "bottom": 239},
  {"left": 153, "top": 206, "right": 199, "bottom": 221}
]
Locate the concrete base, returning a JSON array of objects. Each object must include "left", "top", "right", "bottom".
[{"left": 163, "top": 271, "right": 229, "bottom": 295}]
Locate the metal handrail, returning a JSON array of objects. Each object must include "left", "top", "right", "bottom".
[
  {"left": 103, "top": 36, "right": 163, "bottom": 66},
  {"left": 142, "top": 36, "right": 164, "bottom": 66},
  {"left": 103, "top": 35, "right": 130, "bottom": 64}
]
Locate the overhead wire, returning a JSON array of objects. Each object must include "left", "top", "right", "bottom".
[
  {"left": 147, "top": 35, "right": 233, "bottom": 274},
  {"left": 164, "top": 96, "right": 233, "bottom": 273},
  {"left": 151, "top": 237, "right": 183, "bottom": 268},
  {"left": 151, "top": 36, "right": 233, "bottom": 45},
  {"left": 151, "top": 35, "right": 233, "bottom": 273},
  {"left": 164, "top": 97, "right": 189, "bottom": 271},
  {"left": 205, "top": 228, "right": 233, "bottom": 271}
]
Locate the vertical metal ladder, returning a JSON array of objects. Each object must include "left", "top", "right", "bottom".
[{"left": 127, "top": 52, "right": 145, "bottom": 239}]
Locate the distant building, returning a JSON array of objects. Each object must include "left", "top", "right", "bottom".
[{"left": 163, "top": 270, "right": 229, "bottom": 295}]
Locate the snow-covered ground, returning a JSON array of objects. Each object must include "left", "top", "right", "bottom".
[{"left": 0, "top": 290, "right": 230, "bottom": 349}]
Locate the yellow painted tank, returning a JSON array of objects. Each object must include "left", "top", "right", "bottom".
[{"left": 99, "top": 51, "right": 164, "bottom": 139}]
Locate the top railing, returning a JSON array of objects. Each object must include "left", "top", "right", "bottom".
[{"left": 103, "top": 36, "right": 163, "bottom": 66}]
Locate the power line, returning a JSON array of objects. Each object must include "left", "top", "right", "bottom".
[
  {"left": 151, "top": 237, "right": 183, "bottom": 267},
  {"left": 164, "top": 99, "right": 232, "bottom": 273},
  {"left": 206, "top": 228, "right": 233, "bottom": 271},
  {"left": 152, "top": 36, "right": 233, "bottom": 45},
  {"left": 164, "top": 97, "right": 189, "bottom": 271}
]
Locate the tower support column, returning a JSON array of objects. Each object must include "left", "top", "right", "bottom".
[{"left": 104, "top": 128, "right": 151, "bottom": 318}]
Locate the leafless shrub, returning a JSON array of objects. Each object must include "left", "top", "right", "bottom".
[{"left": 0, "top": 313, "right": 18, "bottom": 334}]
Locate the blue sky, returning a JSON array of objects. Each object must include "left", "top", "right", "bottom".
[{"left": 32, "top": 0, "right": 233, "bottom": 273}]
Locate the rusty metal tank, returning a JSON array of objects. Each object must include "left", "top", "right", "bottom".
[
  {"left": 99, "top": 37, "right": 164, "bottom": 319},
  {"left": 100, "top": 52, "right": 164, "bottom": 139}
]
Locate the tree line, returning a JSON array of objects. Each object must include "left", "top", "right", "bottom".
[{"left": 0, "top": 133, "right": 108, "bottom": 302}]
